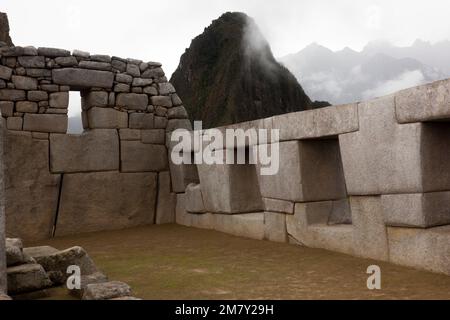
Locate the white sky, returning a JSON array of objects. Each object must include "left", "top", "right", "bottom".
[{"left": 3, "top": 0, "right": 450, "bottom": 77}]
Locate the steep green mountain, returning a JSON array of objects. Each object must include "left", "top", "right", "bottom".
[
  {"left": 0, "top": 12, "right": 13, "bottom": 46},
  {"left": 170, "top": 12, "right": 315, "bottom": 129}
]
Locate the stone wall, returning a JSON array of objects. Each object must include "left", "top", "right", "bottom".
[
  {"left": 0, "top": 110, "right": 6, "bottom": 294},
  {"left": 176, "top": 78, "right": 450, "bottom": 276},
  {"left": 0, "top": 45, "right": 191, "bottom": 241}
]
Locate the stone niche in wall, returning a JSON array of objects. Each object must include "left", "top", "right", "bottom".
[{"left": 0, "top": 45, "right": 191, "bottom": 241}]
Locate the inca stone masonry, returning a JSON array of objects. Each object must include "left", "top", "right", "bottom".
[{"left": 1, "top": 44, "right": 450, "bottom": 295}]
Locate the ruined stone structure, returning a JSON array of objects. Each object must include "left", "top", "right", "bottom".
[
  {"left": 175, "top": 78, "right": 450, "bottom": 276},
  {"left": 1, "top": 45, "right": 450, "bottom": 296},
  {"left": 0, "top": 45, "right": 190, "bottom": 243}
]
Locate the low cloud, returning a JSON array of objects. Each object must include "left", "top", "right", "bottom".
[{"left": 362, "top": 69, "right": 425, "bottom": 99}]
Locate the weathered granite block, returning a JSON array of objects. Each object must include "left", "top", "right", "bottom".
[
  {"left": 116, "top": 93, "right": 148, "bottom": 110},
  {"left": 129, "top": 113, "right": 154, "bottom": 129},
  {"left": 156, "top": 171, "right": 176, "bottom": 224},
  {"left": 0, "top": 101, "right": 14, "bottom": 117},
  {"left": 11, "top": 75, "right": 37, "bottom": 90},
  {"left": 37, "top": 47, "right": 70, "bottom": 57},
  {"left": 52, "top": 68, "right": 114, "bottom": 89},
  {"left": 185, "top": 183, "right": 206, "bottom": 213},
  {"left": 382, "top": 192, "right": 450, "bottom": 228},
  {"left": 0, "top": 89, "right": 26, "bottom": 101},
  {"left": 7, "top": 263, "right": 52, "bottom": 295},
  {"left": 82, "top": 281, "right": 132, "bottom": 300},
  {"left": 395, "top": 78, "right": 450, "bottom": 123},
  {"left": 18, "top": 56, "right": 45, "bottom": 68},
  {"left": 350, "top": 196, "right": 389, "bottom": 261},
  {"left": 120, "top": 141, "right": 167, "bottom": 172},
  {"left": 262, "top": 198, "right": 294, "bottom": 214},
  {"left": 49, "top": 129, "right": 119, "bottom": 173},
  {"left": 340, "top": 95, "right": 450, "bottom": 195},
  {"left": 6, "top": 117, "right": 23, "bottom": 130},
  {"left": 119, "top": 128, "right": 141, "bottom": 141},
  {"left": 56, "top": 172, "right": 157, "bottom": 236},
  {"left": 272, "top": 103, "right": 359, "bottom": 141},
  {"left": 213, "top": 213, "right": 265, "bottom": 240},
  {"left": 388, "top": 226, "right": 450, "bottom": 275},
  {"left": 141, "top": 129, "right": 165, "bottom": 144},
  {"left": 264, "top": 212, "right": 287, "bottom": 243},
  {"left": 81, "top": 91, "right": 108, "bottom": 109},
  {"left": 4, "top": 132, "right": 61, "bottom": 241},
  {"left": 23, "top": 114, "right": 68, "bottom": 133},
  {"left": 27, "top": 90, "right": 48, "bottom": 102},
  {"left": 0, "top": 65, "right": 13, "bottom": 80},
  {"left": 87, "top": 107, "right": 127, "bottom": 129},
  {"left": 16, "top": 101, "right": 38, "bottom": 113},
  {"left": 150, "top": 95, "right": 172, "bottom": 108}
]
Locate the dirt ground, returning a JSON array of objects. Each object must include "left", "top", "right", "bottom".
[{"left": 28, "top": 224, "right": 450, "bottom": 300}]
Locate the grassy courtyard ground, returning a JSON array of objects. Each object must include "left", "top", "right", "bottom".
[{"left": 29, "top": 224, "right": 450, "bottom": 300}]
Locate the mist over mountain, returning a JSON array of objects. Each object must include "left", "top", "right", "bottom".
[
  {"left": 280, "top": 40, "right": 449, "bottom": 105},
  {"left": 171, "top": 12, "right": 314, "bottom": 129}
]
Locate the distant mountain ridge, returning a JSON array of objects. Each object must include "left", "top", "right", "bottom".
[
  {"left": 171, "top": 12, "right": 315, "bottom": 129},
  {"left": 280, "top": 40, "right": 449, "bottom": 105}
]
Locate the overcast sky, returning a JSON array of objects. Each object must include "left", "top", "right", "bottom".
[{"left": 3, "top": 0, "right": 450, "bottom": 77}]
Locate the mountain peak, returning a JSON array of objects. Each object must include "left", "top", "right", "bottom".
[{"left": 170, "top": 12, "right": 312, "bottom": 128}]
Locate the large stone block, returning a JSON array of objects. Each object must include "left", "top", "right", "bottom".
[
  {"left": 23, "top": 114, "right": 68, "bottom": 133},
  {"left": 197, "top": 160, "right": 263, "bottom": 214},
  {"left": 264, "top": 212, "right": 287, "bottom": 243},
  {"left": 256, "top": 139, "right": 347, "bottom": 202},
  {"left": 55, "top": 171, "right": 157, "bottom": 236},
  {"left": 26, "top": 246, "right": 98, "bottom": 284},
  {"left": 11, "top": 75, "right": 37, "bottom": 90},
  {"left": 340, "top": 96, "right": 420, "bottom": 195},
  {"left": 155, "top": 171, "right": 176, "bottom": 224},
  {"left": 185, "top": 183, "right": 206, "bottom": 213},
  {"left": 381, "top": 192, "right": 450, "bottom": 228},
  {"left": 82, "top": 281, "right": 132, "bottom": 300},
  {"left": 81, "top": 91, "right": 108, "bottom": 109},
  {"left": 49, "top": 129, "right": 119, "bottom": 173},
  {"left": 388, "top": 226, "right": 450, "bottom": 275},
  {"left": 340, "top": 95, "right": 450, "bottom": 195},
  {"left": 49, "top": 92, "right": 69, "bottom": 109},
  {"left": 7, "top": 263, "right": 52, "bottom": 295},
  {"left": 129, "top": 113, "right": 154, "bottom": 129},
  {"left": 0, "top": 89, "right": 26, "bottom": 101},
  {"left": 189, "top": 212, "right": 215, "bottom": 230},
  {"left": 350, "top": 196, "right": 389, "bottom": 261},
  {"left": 175, "top": 193, "right": 190, "bottom": 226},
  {"left": 52, "top": 68, "right": 114, "bottom": 89},
  {"left": 395, "top": 78, "right": 450, "bottom": 123},
  {"left": 120, "top": 141, "right": 167, "bottom": 172},
  {"left": 87, "top": 107, "right": 127, "bottom": 129},
  {"left": 116, "top": 93, "right": 148, "bottom": 111},
  {"left": 262, "top": 198, "right": 294, "bottom": 214},
  {"left": 213, "top": 213, "right": 265, "bottom": 240},
  {"left": 286, "top": 202, "right": 354, "bottom": 255},
  {"left": 272, "top": 103, "right": 359, "bottom": 141},
  {"left": 4, "top": 132, "right": 61, "bottom": 241}
]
